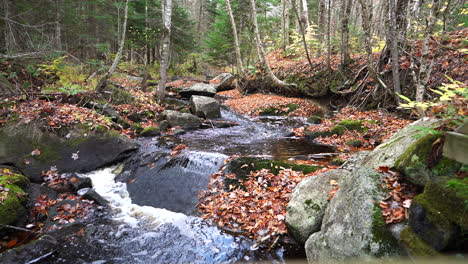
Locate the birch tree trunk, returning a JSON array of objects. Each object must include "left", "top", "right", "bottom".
[
  {"left": 97, "top": 0, "right": 129, "bottom": 90},
  {"left": 250, "top": 0, "right": 294, "bottom": 88},
  {"left": 226, "top": 0, "right": 245, "bottom": 75},
  {"left": 388, "top": 0, "right": 401, "bottom": 101},
  {"left": 301, "top": 0, "right": 310, "bottom": 29},
  {"left": 156, "top": 0, "right": 173, "bottom": 100}
]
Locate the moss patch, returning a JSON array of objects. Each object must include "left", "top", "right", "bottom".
[
  {"left": 371, "top": 204, "right": 400, "bottom": 255},
  {"left": 346, "top": 140, "right": 363, "bottom": 147},
  {"left": 331, "top": 125, "right": 346, "bottom": 135},
  {"left": 337, "top": 119, "right": 366, "bottom": 132},
  {"left": 224, "top": 157, "right": 322, "bottom": 189},
  {"left": 140, "top": 126, "right": 160, "bottom": 137},
  {"left": 0, "top": 172, "right": 28, "bottom": 226},
  {"left": 400, "top": 226, "right": 440, "bottom": 256},
  {"left": 415, "top": 179, "right": 467, "bottom": 230},
  {"left": 307, "top": 116, "right": 323, "bottom": 124}
]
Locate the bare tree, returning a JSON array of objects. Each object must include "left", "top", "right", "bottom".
[
  {"left": 226, "top": 0, "right": 245, "bottom": 76},
  {"left": 156, "top": 0, "right": 173, "bottom": 100},
  {"left": 293, "top": 3, "right": 313, "bottom": 70},
  {"left": 250, "top": 0, "right": 294, "bottom": 88},
  {"left": 97, "top": 0, "right": 129, "bottom": 90}
]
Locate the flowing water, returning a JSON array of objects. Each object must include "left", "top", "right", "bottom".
[{"left": 37, "top": 107, "right": 335, "bottom": 263}]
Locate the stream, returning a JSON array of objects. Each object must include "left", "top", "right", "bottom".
[{"left": 41, "top": 107, "right": 335, "bottom": 263}]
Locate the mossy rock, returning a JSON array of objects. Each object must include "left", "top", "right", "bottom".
[
  {"left": 101, "top": 85, "right": 133, "bottom": 105},
  {"left": 346, "top": 140, "right": 363, "bottom": 147},
  {"left": 331, "top": 125, "right": 346, "bottom": 135},
  {"left": 131, "top": 123, "right": 144, "bottom": 133},
  {"left": 223, "top": 157, "right": 322, "bottom": 189},
  {"left": 307, "top": 116, "right": 323, "bottom": 124},
  {"left": 0, "top": 171, "right": 29, "bottom": 226},
  {"left": 409, "top": 178, "right": 467, "bottom": 251},
  {"left": 140, "top": 127, "right": 160, "bottom": 137},
  {"left": 305, "top": 130, "right": 332, "bottom": 140},
  {"left": 337, "top": 119, "right": 366, "bottom": 132},
  {"left": 395, "top": 133, "right": 461, "bottom": 186},
  {"left": 400, "top": 226, "right": 440, "bottom": 256}
]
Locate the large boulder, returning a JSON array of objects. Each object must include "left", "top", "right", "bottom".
[
  {"left": 360, "top": 118, "right": 439, "bottom": 169},
  {"left": 177, "top": 83, "right": 216, "bottom": 98},
  {"left": 408, "top": 178, "right": 467, "bottom": 252},
  {"left": 0, "top": 169, "right": 29, "bottom": 227},
  {"left": 393, "top": 133, "right": 461, "bottom": 186},
  {"left": 305, "top": 168, "right": 402, "bottom": 261},
  {"left": 190, "top": 95, "right": 221, "bottom": 119},
  {"left": 161, "top": 110, "right": 201, "bottom": 129},
  {"left": 286, "top": 169, "right": 347, "bottom": 244},
  {"left": 212, "top": 73, "right": 235, "bottom": 91},
  {"left": 0, "top": 124, "right": 139, "bottom": 182}
]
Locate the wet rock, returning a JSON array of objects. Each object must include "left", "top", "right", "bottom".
[
  {"left": 305, "top": 168, "right": 402, "bottom": 260},
  {"left": 212, "top": 73, "right": 235, "bottom": 91},
  {"left": 0, "top": 124, "right": 139, "bottom": 182},
  {"left": 161, "top": 110, "right": 201, "bottom": 130},
  {"left": 177, "top": 83, "right": 216, "bottom": 98},
  {"left": 140, "top": 127, "right": 161, "bottom": 137},
  {"left": 25, "top": 183, "right": 57, "bottom": 209},
  {"left": 200, "top": 120, "right": 239, "bottom": 129},
  {"left": 190, "top": 95, "right": 221, "bottom": 119},
  {"left": 0, "top": 223, "right": 85, "bottom": 264},
  {"left": 286, "top": 169, "right": 347, "bottom": 244},
  {"left": 80, "top": 188, "right": 109, "bottom": 206},
  {"left": 159, "top": 120, "right": 169, "bottom": 132},
  {"left": 69, "top": 174, "right": 93, "bottom": 191},
  {"left": 360, "top": 118, "right": 439, "bottom": 169}
]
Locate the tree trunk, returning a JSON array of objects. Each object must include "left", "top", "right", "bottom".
[
  {"left": 326, "top": 0, "right": 331, "bottom": 69},
  {"left": 4, "top": 0, "right": 14, "bottom": 53},
  {"left": 281, "top": 0, "right": 291, "bottom": 50},
  {"left": 226, "top": 0, "right": 245, "bottom": 75},
  {"left": 156, "top": 0, "right": 173, "bottom": 100},
  {"left": 97, "top": 0, "right": 129, "bottom": 90},
  {"left": 293, "top": 3, "right": 313, "bottom": 70},
  {"left": 340, "top": 0, "right": 352, "bottom": 67},
  {"left": 317, "top": 0, "right": 325, "bottom": 57},
  {"left": 55, "top": 0, "right": 62, "bottom": 50},
  {"left": 358, "top": 0, "right": 378, "bottom": 81},
  {"left": 250, "top": 0, "right": 294, "bottom": 88},
  {"left": 388, "top": 0, "right": 401, "bottom": 101},
  {"left": 301, "top": 0, "right": 310, "bottom": 29}
]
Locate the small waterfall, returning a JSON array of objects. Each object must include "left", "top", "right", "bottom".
[{"left": 84, "top": 167, "right": 284, "bottom": 263}]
